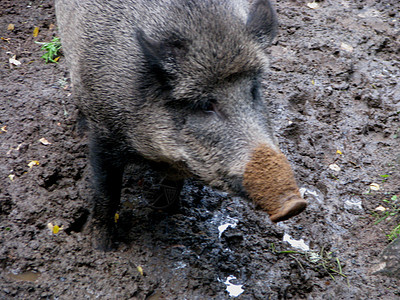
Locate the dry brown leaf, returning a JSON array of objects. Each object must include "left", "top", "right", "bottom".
[{"left": 39, "top": 137, "right": 51, "bottom": 145}]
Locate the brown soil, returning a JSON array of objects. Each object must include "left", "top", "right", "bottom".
[{"left": 1, "top": 0, "right": 400, "bottom": 299}]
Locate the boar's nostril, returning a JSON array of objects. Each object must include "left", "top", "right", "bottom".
[
  {"left": 269, "top": 194, "right": 307, "bottom": 223},
  {"left": 243, "top": 145, "right": 307, "bottom": 222}
]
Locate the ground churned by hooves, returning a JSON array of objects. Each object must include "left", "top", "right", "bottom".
[{"left": 243, "top": 145, "right": 307, "bottom": 222}]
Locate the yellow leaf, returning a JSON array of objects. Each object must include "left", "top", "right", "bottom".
[
  {"left": 33, "top": 27, "right": 39, "bottom": 37},
  {"left": 114, "top": 213, "right": 119, "bottom": 223},
  {"left": 8, "top": 174, "right": 15, "bottom": 181},
  {"left": 137, "top": 266, "right": 144, "bottom": 276},
  {"left": 28, "top": 160, "right": 40, "bottom": 168},
  {"left": 336, "top": 150, "right": 342, "bottom": 155},
  {"left": 54, "top": 56, "right": 60, "bottom": 62},
  {"left": 53, "top": 225, "right": 60, "bottom": 234},
  {"left": 8, "top": 24, "right": 15, "bottom": 31}
]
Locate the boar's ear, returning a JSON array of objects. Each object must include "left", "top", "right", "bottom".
[
  {"left": 137, "top": 29, "right": 189, "bottom": 80},
  {"left": 246, "top": 0, "right": 278, "bottom": 45},
  {"left": 137, "top": 29, "right": 162, "bottom": 66}
]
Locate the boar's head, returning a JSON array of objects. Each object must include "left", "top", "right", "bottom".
[{"left": 133, "top": 0, "right": 306, "bottom": 222}]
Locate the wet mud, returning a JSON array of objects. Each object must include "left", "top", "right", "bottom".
[{"left": 1, "top": 0, "right": 400, "bottom": 299}]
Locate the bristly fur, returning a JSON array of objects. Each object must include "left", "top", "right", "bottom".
[
  {"left": 55, "top": 0, "right": 307, "bottom": 250},
  {"left": 135, "top": 1, "right": 271, "bottom": 105}
]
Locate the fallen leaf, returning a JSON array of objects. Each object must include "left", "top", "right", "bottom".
[
  {"left": 137, "top": 266, "right": 144, "bottom": 276},
  {"left": 8, "top": 174, "right": 15, "bottom": 181},
  {"left": 307, "top": 2, "right": 319, "bottom": 9},
  {"left": 28, "top": 160, "right": 40, "bottom": 168},
  {"left": 7, "top": 24, "right": 14, "bottom": 31},
  {"left": 6, "top": 143, "right": 23, "bottom": 155},
  {"left": 370, "top": 183, "right": 380, "bottom": 191},
  {"left": 340, "top": 42, "right": 353, "bottom": 53},
  {"left": 1, "top": 125, "right": 7, "bottom": 132},
  {"left": 114, "top": 213, "right": 119, "bottom": 223},
  {"left": 329, "top": 164, "right": 341, "bottom": 172},
  {"left": 375, "top": 205, "right": 387, "bottom": 212},
  {"left": 47, "top": 222, "right": 63, "bottom": 234},
  {"left": 336, "top": 150, "right": 343, "bottom": 155},
  {"left": 39, "top": 137, "right": 51, "bottom": 145},
  {"left": 33, "top": 26, "right": 39, "bottom": 37},
  {"left": 9, "top": 55, "right": 21, "bottom": 66},
  {"left": 1, "top": 37, "right": 11, "bottom": 43},
  {"left": 53, "top": 225, "right": 60, "bottom": 234}
]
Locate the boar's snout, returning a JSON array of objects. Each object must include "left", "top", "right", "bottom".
[{"left": 243, "top": 145, "right": 307, "bottom": 222}]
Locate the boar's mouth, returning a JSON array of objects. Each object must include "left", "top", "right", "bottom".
[{"left": 243, "top": 145, "right": 307, "bottom": 222}]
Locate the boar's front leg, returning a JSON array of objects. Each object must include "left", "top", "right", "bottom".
[{"left": 88, "top": 132, "right": 125, "bottom": 251}]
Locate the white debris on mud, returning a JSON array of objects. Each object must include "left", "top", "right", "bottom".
[
  {"left": 344, "top": 198, "right": 363, "bottom": 211},
  {"left": 299, "top": 187, "right": 324, "bottom": 204},
  {"left": 210, "top": 213, "right": 239, "bottom": 238},
  {"left": 218, "top": 221, "right": 238, "bottom": 238},
  {"left": 283, "top": 233, "right": 310, "bottom": 252},
  {"left": 224, "top": 275, "right": 244, "bottom": 297}
]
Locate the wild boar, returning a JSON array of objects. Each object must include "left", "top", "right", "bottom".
[{"left": 55, "top": 0, "right": 307, "bottom": 249}]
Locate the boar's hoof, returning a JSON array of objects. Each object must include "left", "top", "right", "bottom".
[{"left": 269, "top": 195, "right": 307, "bottom": 223}]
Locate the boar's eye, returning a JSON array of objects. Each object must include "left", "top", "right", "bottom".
[
  {"left": 189, "top": 98, "right": 217, "bottom": 114},
  {"left": 200, "top": 99, "right": 217, "bottom": 114}
]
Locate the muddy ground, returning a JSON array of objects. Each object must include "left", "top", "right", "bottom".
[{"left": 1, "top": 0, "right": 400, "bottom": 299}]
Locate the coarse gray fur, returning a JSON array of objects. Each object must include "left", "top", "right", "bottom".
[{"left": 55, "top": 0, "right": 279, "bottom": 249}]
